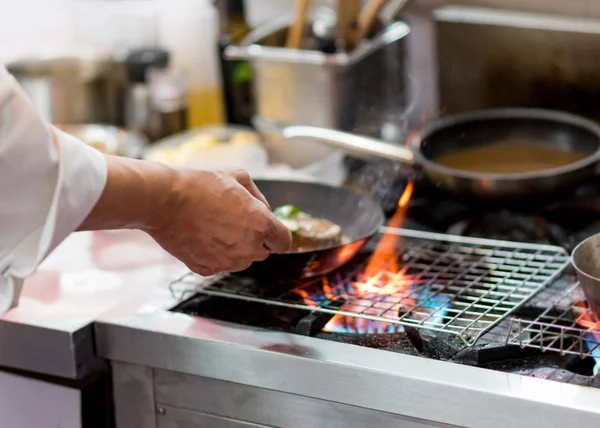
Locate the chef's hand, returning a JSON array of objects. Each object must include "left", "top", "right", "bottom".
[
  {"left": 79, "top": 156, "right": 292, "bottom": 276},
  {"left": 151, "top": 167, "right": 292, "bottom": 275}
]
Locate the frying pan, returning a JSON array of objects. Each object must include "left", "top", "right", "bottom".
[
  {"left": 242, "top": 180, "right": 384, "bottom": 279},
  {"left": 284, "top": 108, "right": 600, "bottom": 201}
]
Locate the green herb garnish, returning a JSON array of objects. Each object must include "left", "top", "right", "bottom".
[
  {"left": 279, "top": 218, "right": 299, "bottom": 234},
  {"left": 273, "top": 205, "right": 303, "bottom": 235},
  {"left": 273, "top": 204, "right": 302, "bottom": 219}
]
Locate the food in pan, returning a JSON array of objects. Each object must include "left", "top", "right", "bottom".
[
  {"left": 434, "top": 140, "right": 586, "bottom": 174},
  {"left": 274, "top": 205, "right": 350, "bottom": 252}
]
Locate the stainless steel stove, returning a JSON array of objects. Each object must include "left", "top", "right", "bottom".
[{"left": 95, "top": 168, "right": 600, "bottom": 428}]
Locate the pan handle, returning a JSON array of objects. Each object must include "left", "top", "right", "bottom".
[{"left": 283, "top": 126, "right": 416, "bottom": 164}]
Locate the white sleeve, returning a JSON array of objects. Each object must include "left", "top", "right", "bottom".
[{"left": 0, "top": 66, "right": 108, "bottom": 314}]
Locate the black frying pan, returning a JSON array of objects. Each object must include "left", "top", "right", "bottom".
[
  {"left": 283, "top": 108, "right": 600, "bottom": 202},
  {"left": 242, "top": 180, "right": 384, "bottom": 279}
]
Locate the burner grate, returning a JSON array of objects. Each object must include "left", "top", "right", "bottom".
[
  {"left": 507, "top": 281, "right": 600, "bottom": 360},
  {"left": 171, "top": 228, "right": 570, "bottom": 345}
]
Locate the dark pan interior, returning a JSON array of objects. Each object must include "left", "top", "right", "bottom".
[
  {"left": 420, "top": 116, "right": 600, "bottom": 160},
  {"left": 254, "top": 180, "right": 384, "bottom": 246}
]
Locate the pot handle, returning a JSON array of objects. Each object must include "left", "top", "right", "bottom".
[
  {"left": 283, "top": 126, "right": 415, "bottom": 164},
  {"left": 223, "top": 45, "right": 253, "bottom": 60}
]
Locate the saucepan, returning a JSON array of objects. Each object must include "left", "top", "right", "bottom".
[
  {"left": 572, "top": 233, "right": 600, "bottom": 320},
  {"left": 284, "top": 108, "right": 600, "bottom": 202},
  {"left": 241, "top": 180, "right": 384, "bottom": 279}
]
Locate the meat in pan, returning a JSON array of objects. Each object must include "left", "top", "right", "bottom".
[{"left": 273, "top": 205, "right": 350, "bottom": 252}]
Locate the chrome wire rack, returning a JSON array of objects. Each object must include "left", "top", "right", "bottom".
[
  {"left": 506, "top": 280, "right": 600, "bottom": 359},
  {"left": 170, "top": 227, "right": 570, "bottom": 345}
]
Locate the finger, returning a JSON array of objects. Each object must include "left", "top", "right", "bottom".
[
  {"left": 243, "top": 179, "right": 270, "bottom": 210},
  {"left": 188, "top": 252, "right": 232, "bottom": 276},
  {"left": 231, "top": 258, "right": 255, "bottom": 272},
  {"left": 227, "top": 167, "right": 271, "bottom": 210},
  {"left": 255, "top": 243, "right": 271, "bottom": 261},
  {"left": 261, "top": 213, "right": 293, "bottom": 254},
  {"left": 190, "top": 264, "right": 215, "bottom": 277}
]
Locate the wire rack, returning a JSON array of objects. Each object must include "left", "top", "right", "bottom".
[
  {"left": 506, "top": 279, "right": 600, "bottom": 359},
  {"left": 171, "top": 227, "right": 570, "bottom": 345}
]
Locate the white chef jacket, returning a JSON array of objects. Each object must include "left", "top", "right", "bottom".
[{"left": 0, "top": 66, "right": 107, "bottom": 314}]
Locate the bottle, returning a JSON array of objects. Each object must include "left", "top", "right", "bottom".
[
  {"left": 124, "top": 48, "right": 171, "bottom": 140},
  {"left": 215, "top": 0, "right": 254, "bottom": 126},
  {"left": 147, "top": 67, "right": 190, "bottom": 141},
  {"left": 156, "top": 0, "right": 224, "bottom": 128}
]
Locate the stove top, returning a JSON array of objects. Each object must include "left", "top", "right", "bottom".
[{"left": 172, "top": 162, "right": 600, "bottom": 388}]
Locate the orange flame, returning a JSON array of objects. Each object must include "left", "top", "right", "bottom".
[
  {"left": 363, "top": 181, "right": 413, "bottom": 279},
  {"left": 311, "top": 122, "right": 422, "bottom": 333},
  {"left": 576, "top": 301, "right": 600, "bottom": 330},
  {"left": 574, "top": 300, "right": 600, "bottom": 361},
  {"left": 321, "top": 182, "right": 415, "bottom": 332}
]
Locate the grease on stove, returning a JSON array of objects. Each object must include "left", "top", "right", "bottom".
[{"left": 316, "top": 331, "right": 420, "bottom": 356}]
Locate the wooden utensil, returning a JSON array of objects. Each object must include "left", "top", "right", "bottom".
[
  {"left": 336, "top": 0, "right": 361, "bottom": 51},
  {"left": 380, "top": 0, "right": 411, "bottom": 25},
  {"left": 286, "top": 0, "right": 312, "bottom": 49},
  {"left": 357, "top": 0, "right": 388, "bottom": 43}
]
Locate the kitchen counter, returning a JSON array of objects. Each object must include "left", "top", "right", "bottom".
[
  {"left": 98, "top": 315, "right": 600, "bottom": 428},
  {"left": 4, "top": 229, "right": 600, "bottom": 427},
  {"left": 0, "top": 230, "right": 184, "bottom": 379},
  {"left": 95, "top": 274, "right": 600, "bottom": 428}
]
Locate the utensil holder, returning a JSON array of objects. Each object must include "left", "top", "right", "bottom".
[{"left": 225, "top": 19, "right": 413, "bottom": 139}]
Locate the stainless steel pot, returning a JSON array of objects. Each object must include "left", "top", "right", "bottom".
[
  {"left": 225, "top": 20, "right": 413, "bottom": 135},
  {"left": 572, "top": 233, "right": 600, "bottom": 319},
  {"left": 284, "top": 108, "right": 600, "bottom": 200},
  {"left": 7, "top": 55, "right": 127, "bottom": 125}
]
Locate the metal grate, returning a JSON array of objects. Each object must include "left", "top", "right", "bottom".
[
  {"left": 171, "top": 227, "right": 570, "bottom": 345},
  {"left": 507, "top": 280, "right": 600, "bottom": 359}
]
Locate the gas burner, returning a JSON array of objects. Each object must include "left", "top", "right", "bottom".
[
  {"left": 170, "top": 171, "right": 600, "bottom": 390},
  {"left": 173, "top": 293, "right": 423, "bottom": 356},
  {"left": 174, "top": 287, "right": 600, "bottom": 380}
]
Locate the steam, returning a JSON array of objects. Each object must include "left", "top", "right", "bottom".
[{"left": 346, "top": 157, "right": 415, "bottom": 212}]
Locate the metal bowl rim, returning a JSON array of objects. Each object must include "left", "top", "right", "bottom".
[{"left": 572, "top": 233, "right": 600, "bottom": 282}]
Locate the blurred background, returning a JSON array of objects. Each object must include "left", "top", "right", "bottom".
[
  {"left": 5, "top": 0, "right": 600, "bottom": 208},
  {"left": 6, "top": 3, "right": 600, "bottom": 428}
]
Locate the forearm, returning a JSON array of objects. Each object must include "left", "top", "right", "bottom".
[{"left": 78, "top": 155, "right": 175, "bottom": 232}]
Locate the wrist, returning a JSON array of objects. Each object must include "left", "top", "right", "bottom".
[
  {"left": 141, "top": 161, "right": 178, "bottom": 233},
  {"left": 78, "top": 155, "right": 177, "bottom": 233}
]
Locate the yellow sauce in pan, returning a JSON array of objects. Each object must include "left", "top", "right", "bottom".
[{"left": 434, "top": 141, "right": 587, "bottom": 174}]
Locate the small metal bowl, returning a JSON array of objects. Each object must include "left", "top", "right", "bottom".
[
  {"left": 144, "top": 125, "right": 269, "bottom": 176},
  {"left": 572, "top": 233, "right": 600, "bottom": 319},
  {"left": 56, "top": 123, "right": 146, "bottom": 158}
]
